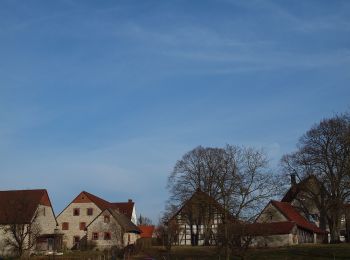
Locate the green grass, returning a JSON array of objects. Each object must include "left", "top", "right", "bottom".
[{"left": 133, "top": 244, "right": 350, "bottom": 260}]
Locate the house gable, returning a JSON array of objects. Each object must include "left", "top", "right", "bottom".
[
  {"left": 0, "top": 189, "right": 53, "bottom": 225},
  {"left": 256, "top": 202, "right": 288, "bottom": 223}
]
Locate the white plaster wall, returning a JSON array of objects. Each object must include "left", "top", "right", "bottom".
[
  {"left": 256, "top": 204, "right": 288, "bottom": 223},
  {"left": 250, "top": 234, "right": 291, "bottom": 247},
  {"left": 131, "top": 205, "right": 137, "bottom": 225},
  {"left": 57, "top": 202, "right": 101, "bottom": 249}
]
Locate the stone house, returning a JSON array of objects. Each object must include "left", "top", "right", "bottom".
[
  {"left": 0, "top": 189, "right": 61, "bottom": 257},
  {"left": 282, "top": 174, "right": 350, "bottom": 242},
  {"left": 56, "top": 191, "right": 137, "bottom": 250},
  {"left": 168, "top": 189, "right": 234, "bottom": 246},
  {"left": 251, "top": 200, "right": 325, "bottom": 247},
  {"left": 86, "top": 208, "right": 140, "bottom": 250}
]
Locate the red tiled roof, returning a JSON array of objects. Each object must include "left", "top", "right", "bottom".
[
  {"left": 82, "top": 191, "right": 111, "bottom": 210},
  {"left": 139, "top": 225, "right": 155, "bottom": 238},
  {"left": 235, "top": 221, "right": 296, "bottom": 236},
  {"left": 271, "top": 201, "right": 325, "bottom": 234},
  {"left": 0, "top": 189, "right": 49, "bottom": 224},
  {"left": 70, "top": 191, "right": 134, "bottom": 220},
  {"left": 110, "top": 201, "right": 134, "bottom": 220}
]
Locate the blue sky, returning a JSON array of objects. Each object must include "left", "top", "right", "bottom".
[{"left": 0, "top": 0, "right": 349, "bottom": 222}]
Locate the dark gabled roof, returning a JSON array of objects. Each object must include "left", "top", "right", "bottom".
[
  {"left": 86, "top": 208, "right": 140, "bottom": 234},
  {"left": 281, "top": 175, "right": 319, "bottom": 202},
  {"left": 0, "top": 189, "right": 54, "bottom": 224},
  {"left": 109, "top": 208, "right": 140, "bottom": 233},
  {"left": 231, "top": 221, "right": 297, "bottom": 236},
  {"left": 169, "top": 189, "right": 236, "bottom": 222},
  {"left": 110, "top": 201, "right": 134, "bottom": 220},
  {"left": 271, "top": 201, "right": 325, "bottom": 234}
]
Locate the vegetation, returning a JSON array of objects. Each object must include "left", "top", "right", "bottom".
[
  {"left": 282, "top": 113, "right": 350, "bottom": 243},
  {"left": 164, "top": 145, "right": 283, "bottom": 258},
  {"left": 132, "top": 244, "right": 350, "bottom": 260}
]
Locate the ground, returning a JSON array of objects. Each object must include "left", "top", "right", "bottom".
[
  {"left": 132, "top": 244, "right": 350, "bottom": 260},
  {"left": 27, "top": 244, "right": 350, "bottom": 259}
]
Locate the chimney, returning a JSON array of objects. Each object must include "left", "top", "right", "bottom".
[
  {"left": 128, "top": 199, "right": 132, "bottom": 203},
  {"left": 291, "top": 173, "right": 297, "bottom": 186}
]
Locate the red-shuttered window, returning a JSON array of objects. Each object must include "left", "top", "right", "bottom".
[
  {"left": 87, "top": 208, "right": 93, "bottom": 216},
  {"left": 62, "top": 222, "right": 69, "bottom": 230},
  {"left": 92, "top": 232, "right": 99, "bottom": 240},
  {"left": 73, "top": 208, "right": 80, "bottom": 216},
  {"left": 79, "top": 222, "right": 86, "bottom": 230}
]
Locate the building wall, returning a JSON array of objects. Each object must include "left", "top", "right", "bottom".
[
  {"left": 57, "top": 202, "right": 101, "bottom": 249},
  {"left": 131, "top": 206, "right": 137, "bottom": 225},
  {"left": 0, "top": 204, "right": 57, "bottom": 257},
  {"left": 123, "top": 232, "right": 139, "bottom": 247},
  {"left": 86, "top": 210, "right": 123, "bottom": 250},
  {"left": 175, "top": 212, "right": 222, "bottom": 246},
  {"left": 250, "top": 234, "right": 293, "bottom": 247},
  {"left": 35, "top": 205, "right": 57, "bottom": 235},
  {"left": 256, "top": 204, "right": 288, "bottom": 223}
]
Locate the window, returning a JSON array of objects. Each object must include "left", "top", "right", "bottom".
[
  {"left": 73, "top": 236, "right": 80, "bottom": 244},
  {"left": 92, "top": 232, "right": 99, "bottom": 240},
  {"left": 87, "top": 208, "right": 93, "bottom": 216},
  {"left": 73, "top": 208, "right": 80, "bottom": 216},
  {"left": 62, "top": 222, "right": 69, "bottom": 230},
  {"left": 104, "top": 215, "right": 110, "bottom": 223},
  {"left": 104, "top": 232, "right": 111, "bottom": 240},
  {"left": 79, "top": 222, "right": 86, "bottom": 230},
  {"left": 42, "top": 207, "right": 46, "bottom": 216},
  {"left": 341, "top": 215, "right": 346, "bottom": 223}
]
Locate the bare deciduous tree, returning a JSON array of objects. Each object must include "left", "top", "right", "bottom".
[
  {"left": 281, "top": 113, "right": 350, "bottom": 243},
  {"left": 138, "top": 214, "right": 153, "bottom": 226},
  {"left": 167, "top": 145, "right": 282, "bottom": 259}
]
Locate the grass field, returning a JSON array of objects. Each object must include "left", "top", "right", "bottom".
[
  {"left": 133, "top": 244, "right": 350, "bottom": 260},
  {"left": 28, "top": 244, "right": 350, "bottom": 260}
]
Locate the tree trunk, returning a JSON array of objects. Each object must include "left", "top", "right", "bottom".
[
  {"left": 329, "top": 214, "right": 341, "bottom": 243},
  {"left": 319, "top": 208, "right": 328, "bottom": 243}
]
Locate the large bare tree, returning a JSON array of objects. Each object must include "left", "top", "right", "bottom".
[
  {"left": 166, "top": 145, "right": 281, "bottom": 258},
  {"left": 168, "top": 145, "right": 281, "bottom": 219},
  {"left": 281, "top": 113, "right": 350, "bottom": 243}
]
